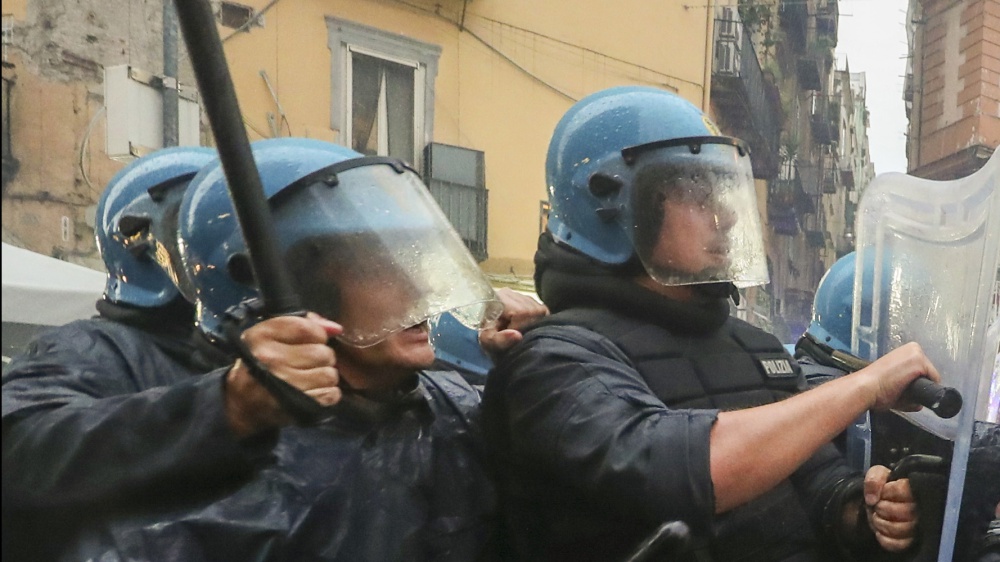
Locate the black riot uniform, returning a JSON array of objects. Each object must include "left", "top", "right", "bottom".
[
  {"left": 482, "top": 236, "right": 876, "bottom": 562},
  {"left": 2, "top": 299, "right": 495, "bottom": 562},
  {"left": 1, "top": 298, "right": 256, "bottom": 561}
]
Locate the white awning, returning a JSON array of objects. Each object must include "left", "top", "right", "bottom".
[{"left": 2, "top": 242, "right": 105, "bottom": 326}]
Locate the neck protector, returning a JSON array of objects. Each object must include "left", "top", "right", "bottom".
[{"left": 534, "top": 232, "right": 731, "bottom": 335}]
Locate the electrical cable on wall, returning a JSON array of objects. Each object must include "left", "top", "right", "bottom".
[
  {"left": 468, "top": 13, "right": 696, "bottom": 91},
  {"left": 79, "top": 105, "right": 106, "bottom": 193},
  {"left": 390, "top": 0, "right": 688, "bottom": 97},
  {"left": 175, "top": 0, "right": 288, "bottom": 140}
]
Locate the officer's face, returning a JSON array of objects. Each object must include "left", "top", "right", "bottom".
[
  {"left": 649, "top": 189, "right": 737, "bottom": 276},
  {"left": 339, "top": 321, "right": 436, "bottom": 373},
  {"left": 334, "top": 277, "right": 437, "bottom": 374}
]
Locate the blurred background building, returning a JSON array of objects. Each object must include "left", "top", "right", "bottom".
[
  {"left": 904, "top": 0, "right": 998, "bottom": 181},
  {"left": 1, "top": 0, "right": 900, "bottom": 342}
]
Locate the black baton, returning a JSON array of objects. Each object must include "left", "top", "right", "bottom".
[
  {"left": 173, "top": 0, "right": 339, "bottom": 423},
  {"left": 798, "top": 333, "right": 962, "bottom": 419}
]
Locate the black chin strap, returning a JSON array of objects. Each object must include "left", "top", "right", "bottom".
[{"left": 692, "top": 282, "right": 740, "bottom": 306}]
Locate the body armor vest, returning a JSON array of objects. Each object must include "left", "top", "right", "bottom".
[
  {"left": 534, "top": 307, "right": 805, "bottom": 410},
  {"left": 529, "top": 307, "right": 824, "bottom": 562}
]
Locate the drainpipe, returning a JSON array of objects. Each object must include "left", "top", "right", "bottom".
[
  {"left": 163, "top": 0, "right": 179, "bottom": 147},
  {"left": 702, "top": 0, "right": 715, "bottom": 111},
  {"left": 913, "top": 4, "right": 927, "bottom": 172}
]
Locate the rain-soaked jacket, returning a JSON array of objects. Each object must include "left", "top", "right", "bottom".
[
  {"left": 2, "top": 300, "right": 495, "bottom": 562},
  {"left": 481, "top": 237, "right": 874, "bottom": 562}
]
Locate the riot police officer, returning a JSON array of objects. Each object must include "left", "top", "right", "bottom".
[
  {"left": 137, "top": 137, "right": 513, "bottom": 561},
  {"left": 1, "top": 147, "right": 245, "bottom": 561},
  {"left": 482, "top": 86, "right": 942, "bottom": 562},
  {"left": 3, "top": 140, "right": 544, "bottom": 561},
  {"left": 797, "top": 252, "right": 1000, "bottom": 562}
]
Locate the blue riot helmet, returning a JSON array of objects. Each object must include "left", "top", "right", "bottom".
[
  {"left": 179, "top": 137, "right": 502, "bottom": 345},
  {"left": 96, "top": 146, "right": 216, "bottom": 307},
  {"left": 802, "top": 250, "right": 871, "bottom": 471},
  {"left": 546, "top": 86, "right": 768, "bottom": 287},
  {"left": 429, "top": 311, "right": 493, "bottom": 385},
  {"left": 807, "top": 252, "right": 857, "bottom": 352},
  {"left": 807, "top": 250, "right": 886, "bottom": 358}
]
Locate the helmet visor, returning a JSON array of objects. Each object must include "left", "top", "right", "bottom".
[
  {"left": 275, "top": 159, "right": 502, "bottom": 347},
  {"left": 628, "top": 138, "right": 768, "bottom": 288}
]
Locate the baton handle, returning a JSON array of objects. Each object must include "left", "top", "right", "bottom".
[
  {"left": 798, "top": 333, "right": 963, "bottom": 419},
  {"left": 174, "top": 0, "right": 350, "bottom": 424},
  {"left": 902, "top": 377, "right": 963, "bottom": 419}
]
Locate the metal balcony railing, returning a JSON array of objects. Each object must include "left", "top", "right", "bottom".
[
  {"left": 779, "top": 0, "right": 808, "bottom": 50},
  {"left": 816, "top": 0, "right": 839, "bottom": 44},
  {"left": 822, "top": 165, "right": 839, "bottom": 194},
  {"left": 711, "top": 17, "right": 782, "bottom": 179},
  {"left": 839, "top": 160, "right": 855, "bottom": 189},
  {"left": 809, "top": 92, "right": 839, "bottom": 145},
  {"left": 427, "top": 178, "right": 488, "bottom": 261},
  {"left": 424, "top": 142, "right": 489, "bottom": 262},
  {"left": 768, "top": 178, "right": 800, "bottom": 235}
]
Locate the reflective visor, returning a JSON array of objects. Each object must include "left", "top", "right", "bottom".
[
  {"left": 273, "top": 159, "right": 501, "bottom": 347},
  {"left": 626, "top": 137, "right": 768, "bottom": 287}
]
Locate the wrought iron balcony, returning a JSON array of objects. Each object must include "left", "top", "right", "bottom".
[
  {"left": 794, "top": 163, "right": 822, "bottom": 215},
  {"left": 768, "top": 178, "right": 801, "bottom": 235},
  {"left": 779, "top": 0, "right": 808, "bottom": 50},
  {"left": 809, "top": 92, "right": 839, "bottom": 145},
  {"left": 816, "top": 0, "right": 839, "bottom": 45},
  {"left": 711, "top": 17, "right": 782, "bottom": 179},
  {"left": 839, "top": 160, "right": 855, "bottom": 189},
  {"left": 798, "top": 37, "right": 835, "bottom": 92},
  {"left": 805, "top": 230, "right": 827, "bottom": 248},
  {"left": 797, "top": 55, "right": 823, "bottom": 91},
  {"left": 822, "top": 164, "right": 839, "bottom": 194},
  {"left": 424, "top": 142, "right": 489, "bottom": 262},
  {"left": 903, "top": 72, "right": 915, "bottom": 103}
]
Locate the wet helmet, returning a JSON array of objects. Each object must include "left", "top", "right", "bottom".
[
  {"left": 808, "top": 250, "right": 887, "bottom": 356},
  {"left": 545, "top": 86, "right": 768, "bottom": 287},
  {"left": 96, "top": 146, "right": 216, "bottom": 307},
  {"left": 808, "top": 252, "right": 857, "bottom": 352},
  {"left": 179, "top": 138, "right": 501, "bottom": 344}
]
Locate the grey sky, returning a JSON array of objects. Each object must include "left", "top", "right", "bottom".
[{"left": 836, "top": 0, "right": 910, "bottom": 174}]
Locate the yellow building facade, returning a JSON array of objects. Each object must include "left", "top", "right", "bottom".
[
  {"left": 4, "top": 0, "right": 770, "bottom": 296},
  {"left": 215, "top": 0, "right": 715, "bottom": 286}
]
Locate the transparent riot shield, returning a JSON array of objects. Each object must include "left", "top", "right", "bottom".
[{"left": 852, "top": 149, "right": 1000, "bottom": 561}]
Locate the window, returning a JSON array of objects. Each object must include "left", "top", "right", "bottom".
[
  {"left": 217, "top": 1, "right": 259, "bottom": 30},
  {"left": 424, "top": 142, "right": 488, "bottom": 262},
  {"left": 348, "top": 49, "right": 417, "bottom": 161},
  {"left": 328, "top": 17, "right": 440, "bottom": 169}
]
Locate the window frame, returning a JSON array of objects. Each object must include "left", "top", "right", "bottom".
[
  {"left": 327, "top": 17, "right": 440, "bottom": 170},
  {"left": 344, "top": 45, "right": 424, "bottom": 160}
]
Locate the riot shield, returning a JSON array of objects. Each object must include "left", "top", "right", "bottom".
[{"left": 852, "top": 149, "right": 1000, "bottom": 561}]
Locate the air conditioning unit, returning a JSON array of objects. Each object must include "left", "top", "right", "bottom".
[{"left": 104, "top": 65, "right": 201, "bottom": 161}]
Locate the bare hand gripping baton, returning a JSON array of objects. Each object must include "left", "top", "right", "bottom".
[
  {"left": 798, "top": 332, "right": 963, "bottom": 419},
  {"left": 173, "top": 0, "right": 339, "bottom": 424}
]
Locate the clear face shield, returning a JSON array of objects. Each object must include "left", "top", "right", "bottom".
[
  {"left": 274, "top": 158, "right": 502, "bottom": 348},
  {"left": 626, "top": 137, "right": 769, "bottom": 288}
]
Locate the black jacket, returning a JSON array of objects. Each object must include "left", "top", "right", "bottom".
[
  {"left": 2, "top": 300, "right": 495, "bottom": 562},
  {"left": 481, "top": 236, "right": 872, "bottom": 562}
]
